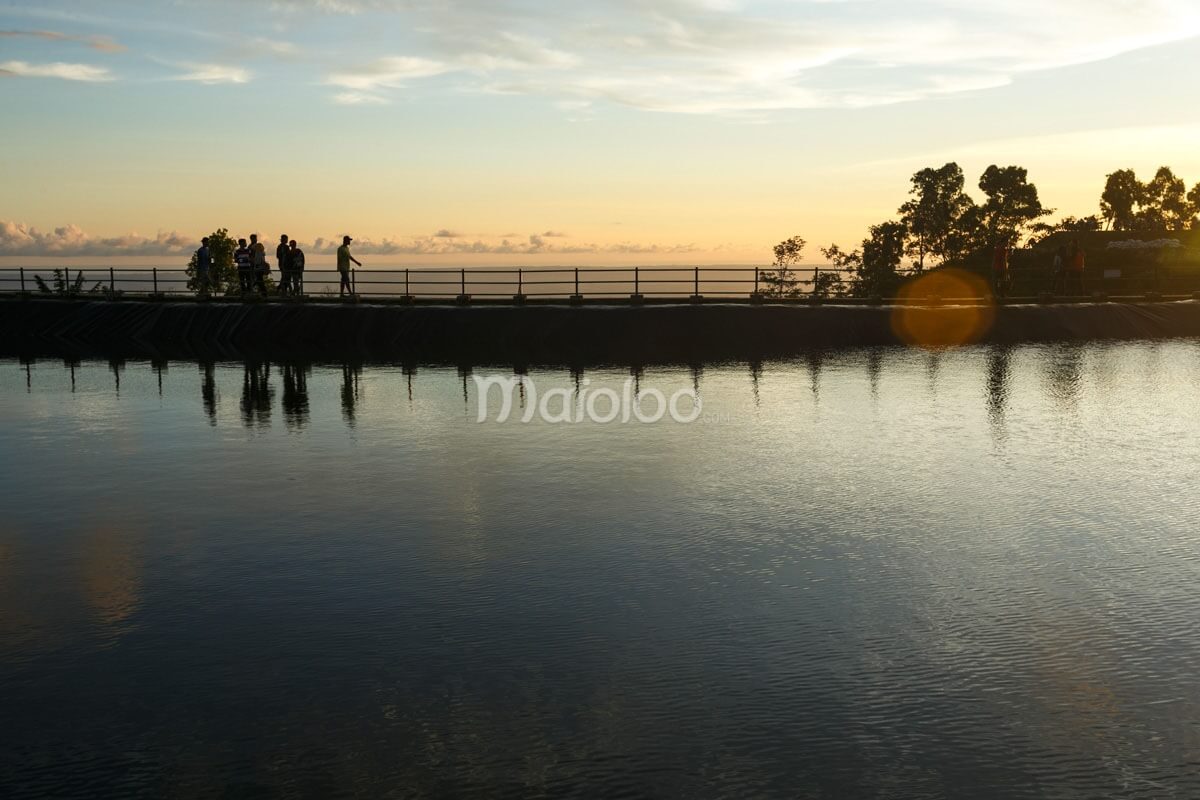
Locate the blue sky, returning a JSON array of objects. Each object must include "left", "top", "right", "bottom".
[{"left": 3, "top": 0, "right": 1200, "bottom": 264}]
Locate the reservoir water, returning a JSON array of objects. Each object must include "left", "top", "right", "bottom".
[{"left": 2, "top": 342, "right": 1199, "bottom": 798}]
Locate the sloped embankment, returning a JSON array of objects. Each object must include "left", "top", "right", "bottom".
[{"left": 3, "top": 298, "right": 1200, "bottom": 363}]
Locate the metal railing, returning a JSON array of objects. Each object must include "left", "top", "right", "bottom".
[{"left": 0, "top": 264, "right": 1192, "bottom": 302}]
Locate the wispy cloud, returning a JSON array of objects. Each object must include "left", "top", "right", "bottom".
[
  {"left": 300, "top": 0, "right": 1200, "bottom": 113},
  {"left": 0, "top": 59, "right": 113, "bottom": 81},
  {"left": 170, "top": 63, "right": 251, "bottom": 84},
  {"left": 332, "top": 91, "right": 388, "bottom": 105},
  {"left": 324, "top": 54, "right": 450, "bottom": 105},
  {"left": 0, "top": 29, "right": 126, "bottom": 52}
]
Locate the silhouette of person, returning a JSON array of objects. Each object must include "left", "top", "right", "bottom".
[
  {"left": 288, "top": 239, "right": 305, "bottom": 296},
  {"left": 249, "top": 233, "right": 269, "bottom": 297},
  {"left": 234, "top": 238, "right": 252, "bottom": 294},
  {"left": 276, "top": 234, "right": 292, "bottom": 296},
  {"left": 195, "top": 237, "right": 212, "bottom": 295},
  {"left": 337, "top": 235, "right": 361, "bottom": 297}
]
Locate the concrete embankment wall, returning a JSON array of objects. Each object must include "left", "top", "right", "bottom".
[{"left": 3, "top": 298, "right": 1200, "bottom": 363}]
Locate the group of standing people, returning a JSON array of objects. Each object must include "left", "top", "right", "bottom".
[
  {"left": 193, "top": 234, "right": 361, "bottom": 297},
  {"left": 991, "top": 237, "right": 1087, "bottom": 299}
]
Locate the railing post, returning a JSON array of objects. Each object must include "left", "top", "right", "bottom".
[
  {"left": 153, "top": 267, "right": 158, "bottom": 296},
  {"left": 635, "top": 266, "right": 639, "bottom": 295},
  {"left": 570, "top": 267, "right": 583, "bottom": 305},
  {"left": 457, "top": 267, "right": 469, "bottom": 304},
  {"left": 753, "top": 267, "right": 759, "bottom": 296},
  {"left": 352, "top": 268, "right": 357, "bottom": 295},
  {"left": 694, "top": 266, "right": 699, "bottom": 296},
  {"left": 518, "top": 268, "right": 523, "bottom": 296},
  {"left": 109, "top": 267, "right": 115, "bottom": 295},
  {"left": 812, "top": 265, "right": 820, "bottom": 299},
  {"left": 20, "top": 267, "right": 25, "bottom": 293},
  {"left": 405, "top": 268, "right": 410, "bottom": 296}
]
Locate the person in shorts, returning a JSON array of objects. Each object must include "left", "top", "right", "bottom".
[{"left": 336, "top": 235, "right": 361, "bottom": 297}]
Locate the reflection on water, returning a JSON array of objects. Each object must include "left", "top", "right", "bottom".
[
  {"left": 241, "top": 361, "right": 274, "bottom": 428},
  {"left": 200, "top": 359, "right": 217, "bottom": 425},
  {"left": 2, "top": 342, "right": 1200, "bottom": 797},
  {"left": 281, "top": 363, "right": 311, "bottom": 431},
  {"left": 986, "top": 346, "right": 1012, "bottom": 442},
  {"left": 341, "top": 362, "right": 363, "bottom": 426}
]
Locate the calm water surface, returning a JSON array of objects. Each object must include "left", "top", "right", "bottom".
[{"left": 2, "top": 343, "right": 1199, "bottom": 798}]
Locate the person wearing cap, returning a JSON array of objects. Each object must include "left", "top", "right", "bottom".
[{"left": 336, "top": 235, "right": 361, "bottom": 297}]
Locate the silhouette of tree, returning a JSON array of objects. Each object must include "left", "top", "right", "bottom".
[
  {"left": 1100, "top": 169, "right": 1144, "bottom": 231},
  {"left": 1187, "top": 183, "right": 1200, "bottom": 230},
  {"left": 898, "top": 163, "right": 979, "bottom": 270},
  {"left": 186, "top": 228, "right": 236, "bottom": 293},
  {"left": 979, "top": 165, "right": 1049, "bottom": 242},
  {"left": 859, "top": 220, "right": 908, "bottom": 295},
  {"left": 759, "top": 235, "right": 807, "bottom": 297},
  {"left": 34, "top": 268, "right": 102, "bottom": 296},
  {"left": 1140, "top": 167, "right": 1190, "bottom": 230},
  {"left": 823, "top": 220, "right": 907, "bottom": 298}
]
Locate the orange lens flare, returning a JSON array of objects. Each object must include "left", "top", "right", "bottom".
[{"left": 891, "top": 269, "right": 996, "bottom": 349}]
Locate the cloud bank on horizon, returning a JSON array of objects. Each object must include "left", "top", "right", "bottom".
[
  {"left": 2, "top": 0, "right": 1199, "bottom": 112},
  {"left": 0, "top": 221, "right": 702, "bottom": 258}
]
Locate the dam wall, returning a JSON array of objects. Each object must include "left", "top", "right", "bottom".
[{"left": 3, "top": 297, "right": 1200, "bottom": 364}]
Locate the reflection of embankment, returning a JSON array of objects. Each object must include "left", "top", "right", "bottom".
[{"left": 5, "top": 298, "right": 1200, "bottom": 365}]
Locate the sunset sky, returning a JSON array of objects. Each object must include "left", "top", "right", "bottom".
[{"left": 3, "top": 0, "right": 1200, "bottom": 266}]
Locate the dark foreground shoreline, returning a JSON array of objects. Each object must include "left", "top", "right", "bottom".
[{"left": 3, "top": 297, "right": 1200, "bottom": 364}]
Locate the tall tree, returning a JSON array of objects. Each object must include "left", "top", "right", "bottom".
[
  {"left": 978, "top": 165, "right": 1049, "bottom": 242},
  {"left": 1141, "top": 167, "right": 1190, "bottom": 230},
  {"left": 1189, "top": 183, "right": 1200, "bottom": 229},
  {"left": 898, "top": 163, "right": 979, "bottom": 270},
  {"left": 1100, "top": 169, "right": 1143, "bottom": 231}
]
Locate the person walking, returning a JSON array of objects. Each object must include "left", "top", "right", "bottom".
[
  {"left": 276, "top": 234, "right": 292, "bottom": 295},
  {"left": 991, "top": 237, "right": 1012, "bottom": 300},
  {"left": 288, "top": 239, "right": 305, "bottom": 296},
  {"left": 337, "top": 235, "right": 361, "bottom": 297},
  {"left": 195, "top": 236, "right": 212, "bottom": 296},
  {"left": 249, "top": 233, "right": 269, "bottom": 297},
  {"left": 234, "top": 238, "right": 252, "bottom": 294}
]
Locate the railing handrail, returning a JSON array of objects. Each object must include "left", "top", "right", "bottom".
[{"left": 0, "top": 263, "right": 1183, "bottom": 302}]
